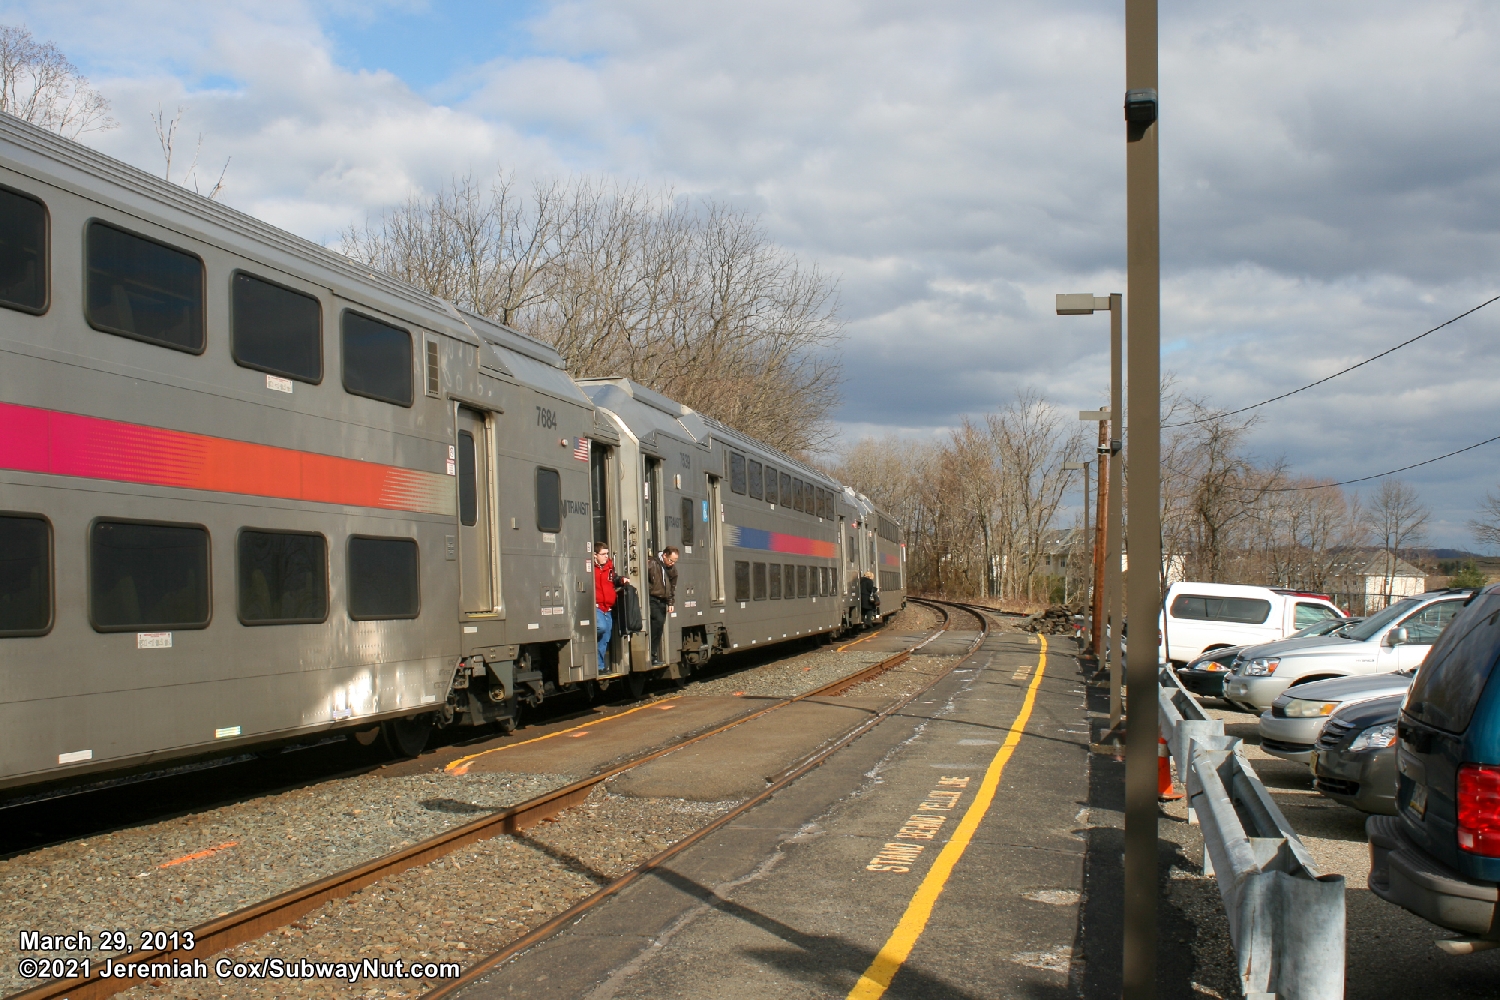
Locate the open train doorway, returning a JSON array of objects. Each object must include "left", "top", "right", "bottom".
[
  {"left": 590, "top": 442, "right": 627, "bottom": 677},
  {"left": 457, "top": 406, "right": 496, "bottom": 615}
]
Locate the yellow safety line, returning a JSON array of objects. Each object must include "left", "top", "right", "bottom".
[
  {"left": 846, "top": 634, "right": 1049, "bottom": 1000},
  {"left": 444, "top": 697, "right": 679, "bottom": 774},
  {"left": 836, "top": 632, "right": 877, "bottom": 652}
]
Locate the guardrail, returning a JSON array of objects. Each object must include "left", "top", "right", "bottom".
[{"left": 1158, "top": 667, "right": 1346, "bottom": 1000}]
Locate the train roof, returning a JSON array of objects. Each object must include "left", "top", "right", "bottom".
[
  {"left": 576, "top": 378, "right": 700, "bottom": 453},
  {"left": 0, "top": 115, "right": 586, "bottom": 406}
]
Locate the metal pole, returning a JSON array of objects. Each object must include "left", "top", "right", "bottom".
[
  {"left": 1124, "top": 1, "right": 1160, "bottom": 997},
  {"left": 1108, "top": 294, "right": 1124, "bottom": 730},
  {"left": 1092, "top": 418, "right": 1108, "bottom": 660},
  {"left": 1081, "top": 462, "right": 1090, "bottom": 636}
]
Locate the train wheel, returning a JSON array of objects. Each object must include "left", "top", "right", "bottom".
[
  {"left": 627, "top": 672, "right": 648, "bottom": 699},
  {"left": 381, "top": 714, "right": 433, "bottom": 758}
]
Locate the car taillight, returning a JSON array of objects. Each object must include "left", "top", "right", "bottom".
[{"left": 1457, "top": 763, "right": 1500, "bottom": 857}]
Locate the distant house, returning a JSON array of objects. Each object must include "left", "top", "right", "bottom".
[
  {"left": 1037, "top": 528, "right": 1087, "bottom": 577},
  {"left": 1329, "top": 552, "right": 1427, "bottom": 613}
]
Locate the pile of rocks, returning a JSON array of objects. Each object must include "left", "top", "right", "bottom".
[{"left": 1020, "top": 605, "right": 1080, "bottom": 635}]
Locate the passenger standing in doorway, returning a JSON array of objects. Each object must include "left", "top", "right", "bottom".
[
  {"left": 648, "top": 546, "right": 680, "bottom": 665},
  {"left": 860, "top": 570, "right": 880, "bottom": 623},
  {"left": 593, "top": 543, "right": 629, "bottom": 674}
]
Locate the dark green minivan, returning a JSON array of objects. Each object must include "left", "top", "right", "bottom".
[{"left": 1369, "top": 584, "right": 1500, "bottom": 944}]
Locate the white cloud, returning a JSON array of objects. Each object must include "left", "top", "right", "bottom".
[{"left": 2, "top": 0, "right": 1498, "bottom": 543}]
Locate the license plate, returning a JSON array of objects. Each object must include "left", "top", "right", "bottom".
[{"left": 1408, "top": 782, "right": 1428, "bottom": 818}]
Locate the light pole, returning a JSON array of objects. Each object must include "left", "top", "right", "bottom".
[
  {"left": 1124, "top": 1, "right": 1162, "bottom": 996},
  {"left": 1056, "top": 295, "right": 1123, "bottom": 730},
  {"left": 1062, "top": 460, "right": 1089, "bottom": 611}
]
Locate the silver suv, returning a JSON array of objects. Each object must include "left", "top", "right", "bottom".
[{"left": 1221, "top": 589, "right": 1473, "bottom": 712}]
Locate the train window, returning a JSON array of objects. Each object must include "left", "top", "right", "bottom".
[
  {"left": 341, "top": 310, "right": 412, "bottom": 406},
  {"left": 764, "top": 467, "right": 777, "bottom": 505},
  {"left": 0, "top": 514, "right": 51, "bottom": 636},
  {"left": 783, "top": 564, "right": 795, "bottom": 599},
  {"left": 734, "top": 560, "right": 751, "bottom": 602},
  {"left": 681, "top": 496, "right": 695, "bottom": 548},
  {"left": 748, "top": 461, "right": 763, "bottom": 500},
  {"left": 752, "top": 562, "right": 767, "bottom": 600},
  {"left": 768, "top": 564, "right": 782, "bottom": 599},
  {"left": 424, "top": 339, "right": 441, "bottom": 397},
  {"left": 347, "top": 536, "right": 420, "bottom": 619},
  {"left": 780, "top": 472, "right": 791, "bottom": 509},
  {"left": 232, "top": 272, "right": 321, "bottom": 383},
  {"left": 730, "top": 453, "right": 747, "bottom": 495},
  {"left": 796, "top": 565, "right": 808, "bottom": 599},
  {"left": 0, "top": 187, "right": 48, "bottom": 314},
  {"left": 458, "top": 432, "right": 478, "bottom": 526},
  {"left": 90, "top": 520, "right": 210, "bottom": 631},
  {"left": 819, "top": 567, "right": 828, "bottom": 596},
  {"left": 847, "top": 534, "right": 856, "bottom": 561},
  {"left": 238, "top": 530, "right": 327, "bottom": 625},
  {"left": 86, "top": 221, "right": 204, "bottom": 353},
  {"left": 817, "top": 488, "right": 828, "bottom": 518},
  {"left": 535, "top": 467, "right": 562, "bottom": 533},
  {"left": 792, "top": 479, "right": 803, "bottom": 512}
]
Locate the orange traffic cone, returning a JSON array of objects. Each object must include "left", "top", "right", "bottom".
[{"left": 1158, "top": 735, "right": 1184, "bottom": 800}]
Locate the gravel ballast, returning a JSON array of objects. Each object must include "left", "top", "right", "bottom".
[{"left": 4, "top": 601, "right": 961, "bottom": 997}]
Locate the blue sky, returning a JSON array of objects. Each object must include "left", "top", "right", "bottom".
[{"left": 5, "top": 0, "right": 1500, "bottom": 548}]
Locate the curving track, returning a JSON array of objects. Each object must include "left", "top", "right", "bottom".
[{"left": 6, "top": 601, "right": 987, "bottom": 1000}]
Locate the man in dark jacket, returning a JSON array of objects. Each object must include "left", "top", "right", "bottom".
[
  {"left": 647, "top": 546, "right": 679, "bottom": 665},
  {"left": 859, "top": 571, "right": 880, "bottom": 623}
]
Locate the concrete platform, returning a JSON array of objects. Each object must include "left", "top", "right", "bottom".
[{"left": 454, "top": 632, "right": 1089, "bottom": 999}]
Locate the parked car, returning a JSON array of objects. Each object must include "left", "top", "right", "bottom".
[
  {"left": 1179, "top": 616, "right": 1361, "bottom": 699},
  {"left": 1222, "top": 590, "right": 1473, "bottom": 712},
  {"left": 1258, "top": 670, "right": 1414, "bottom": 763},
  {"left": 1368, "top": 584, "right": 1500, "bottom": 946},
  {"left": 1159, "top": 582, "right": 1343, "bottom": 665},
  {"left": 1312, "top": 694, "right": 1403, "bottom": 815}
]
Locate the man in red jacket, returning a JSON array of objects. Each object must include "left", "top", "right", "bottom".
[{"left": 593, "top": 542, "right": 629, "bottom": 674}]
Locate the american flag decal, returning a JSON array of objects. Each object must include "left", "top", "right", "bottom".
[{"left": 573, "top": 436, "right": 590, "bottom": 461}]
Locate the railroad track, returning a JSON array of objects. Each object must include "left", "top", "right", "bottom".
[{"left": 8, "top": 600, "right": 986, "bottom": 1000}]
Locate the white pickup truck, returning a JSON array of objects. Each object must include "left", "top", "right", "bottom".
[{"left": 1159, "top": 582, "right": 1344, "bottom": 665}]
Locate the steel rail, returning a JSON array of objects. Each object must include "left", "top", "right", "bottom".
[
  {"left": 419, "top": 602, "right": 990, "bottom": 999},
  {"left": 6, "top": 601, "right": 963, "bottom": 1000}
]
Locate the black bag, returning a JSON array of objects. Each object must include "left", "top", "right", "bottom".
[{"left": 614, "top": 581, "right": 644, "bottom": 634}]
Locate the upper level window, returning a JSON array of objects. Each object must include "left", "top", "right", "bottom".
[
  {"left": 90, "top": 519, "right": 210, "bottom": 630},
  {"left": 536, "top": 467, "right": 562, "bottom": 533},
  {"left": 730, "top": 452, "right": 747, "bottom": 494},
  {"left": 232, "top": 272, "right": 321, "bottom": 383},
  {"left": 341, "top": 310, "right": 412, "bottom": 406},
  {"left": 0, "top": 186, "right": 47, "bottom": 313},
  {"left": 0, "top": 514, "right": 51, "bottom": 636},
  {"left": 86, "top": 221, "right": 204, "bottom": 352},
  {"left": 748, "top": 460, "right": 763, "bottom": 500},
  {"left": 793, "top": 479, "right": 805, "bottom": 512},
  {"left": 764, "top": 467, "right": 778, "bottom": 505},
  {"left": 780, "top": 472, "right": 791, "bottom": 509}
]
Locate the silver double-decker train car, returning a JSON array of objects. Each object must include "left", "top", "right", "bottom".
[
  {"left": 581, "top": 379, "right": 905, "bottom": 687},
  {"left": 0, "top": 114, "right": 904, "bottom": 796}
]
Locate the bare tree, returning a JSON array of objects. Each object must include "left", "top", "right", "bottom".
[
  {"left": 0, "top": 25, "right": 114, "bottom": 137},
  {"left": 1470, "top": 488, "right": 1500, "bottom": 551},
  {"left": 1363, "top": 479, "right": 1430, "bottom": 603},
  {"left": 343, "top": 174, "right": 842, "bottom": 455}
]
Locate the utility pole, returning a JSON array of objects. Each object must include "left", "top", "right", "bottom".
[
  {"left": 1108, "top": 294, "right": 1124, "bottom": 731},
  {"left": 1124, "top": 0, "right": 1161, "bottom": 996},
  {"left": 1093, "top": 416, "right": 1109, "bottom": 666}
]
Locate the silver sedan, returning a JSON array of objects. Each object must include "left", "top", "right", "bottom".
[{"left": 1257, "top": 670, "right": 1414, "bottom": 763}]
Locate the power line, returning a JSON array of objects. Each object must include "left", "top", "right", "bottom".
[
  {"left": 1252, "top": 432, "right": 1500, "bottom": 492},
  {"left": 1165, "top": 293, "right": 1500, "bottom": 428}
]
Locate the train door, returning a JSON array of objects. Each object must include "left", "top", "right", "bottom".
[
  {"left": 456, "top": 407, "right": 497, "bottom": 615},
  {"left": 644, "top": 457, "right": 671, "bottom": 663},
  {"left": 589, "top": 443, "right": 622, "bottom": 674},
  {"left": 708, "top": 475, "right": 725, "bottom": 604},
  {"left": 839, "top": 517, "right": 849, "bottom": 597}
]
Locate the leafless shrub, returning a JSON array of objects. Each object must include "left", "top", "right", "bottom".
[
  {"left": 0, "top": 24, "right": 114, "bottom": 137},
  {"left": 341, "top": 174, "right": 842, "bottom": 455}
]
